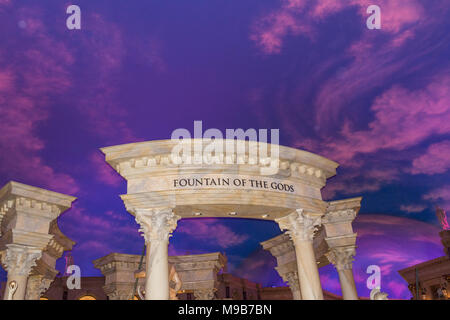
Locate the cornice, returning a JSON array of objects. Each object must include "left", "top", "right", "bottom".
[
  {"left": 0, "top": 181, "right": 76, "bottom": 208},
  {"left": 101, "top": 139, "right": 339, "bottom": 180}
]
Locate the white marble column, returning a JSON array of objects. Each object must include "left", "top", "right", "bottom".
[
  {"left": 135, "top": 208, "right": 180, "bottom": 300},
  {"left": 326, "top": 246, "right": 358, "bottom": 300},
  {"left": 276, "top": 210, "right": 323, "bottom": 300},
  {"left": 2, "top": 244, "right": 42, "bottom": 300}
]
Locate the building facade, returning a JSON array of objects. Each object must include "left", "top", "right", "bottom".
[{"left": 398, "top": 230, "right": 450, "bottom": 300}]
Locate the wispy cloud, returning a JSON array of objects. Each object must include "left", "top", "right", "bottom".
[
  {"left": 251, "top": 0, "right": 425, "bottom": 55},
  {"left": 176, "top": 219, "right": 249, "bottom": 249},
  {"left": 400, "top": 204, "right": 427, "bottom": 213},
  {"left": 0, "top": 6, "right": 78, "bottom": 194},
  {"left": 411, "top": 140, "right": 450, "bottom": 175}
]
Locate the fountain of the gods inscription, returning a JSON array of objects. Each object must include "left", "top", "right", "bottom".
[{"left": 101, "top": 139, "right": 362, "bottom": 300}]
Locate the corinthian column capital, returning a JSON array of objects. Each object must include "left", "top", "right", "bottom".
[
  {"left": 1, "top": 244, "right": 42, "bottom": 276},
  {"left": 284, "top": 271, "right": 300, "bottom": 291},
  {"left": 275, "top": 209, "right": 322, "bottom": 241},
  {"left": 326, "top": 246, "right": 356, "bottom": 271},
  {"left": 134, "top": 208, "right": 180, "bottom": 242}
]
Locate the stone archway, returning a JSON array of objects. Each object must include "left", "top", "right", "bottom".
[{"left": 101, "top": 139, "right": 360, "bottom": 300}]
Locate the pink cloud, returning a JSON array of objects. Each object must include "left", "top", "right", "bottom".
[
  {"left": 411, "top": 140, "right": 450, "bottom": 175},
  {"left": 90, "top": 152, "right": 122, "bottom": 187},
  {"left": 0, "top": 7, "right": 78, "bottom": 195},
  {"left": 250, "top": 2, "right": 449, "bottom": 199},
  {"left": 319, "top": 272, "right": 341, "bottom": 292},
  {"left": 423, "top": 186, "right": 450, "bottom": 209},
  {"left": 322, "top": 166, "right": 400, "bottom": 199},
  {"left": 250, "top": 3, "right": 312, "bottom": 54},
  {"left": 400, "top": 204, "right": 427, "bottom": 213},
  {"left": 59, "top": 205, "right": 142, "bottom": 258},
  {"left": 75, "top": 240, "right": 114, "bottom": 256},
  {"left": 75, "top": 13, "right": 144, "bottom": 144},
  {"left": 321, "top": 75, "right": 450, "bottom": 164},
  {"left": 176, "top": 219, "right": 249, "bottom": 248},
  {"left": 386, "top": 280, "right": 409, "bottom": 299},
  {"left": 251, "top": 0, "right": 425, "bottom": 54}
]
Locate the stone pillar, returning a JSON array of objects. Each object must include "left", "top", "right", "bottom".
[
  {"left": 25, "top": 221, "right": 75, "bottom": 300},
  {"left": 326, "top": 246, "right": 358, "bottom": 300},
  {"left": 276, "top": 209, "right": 323, "bottom": 300},
  {"left": 194, "top": 288, "right": 216, "bottom": 300},
  {"left": 134, "top": 208, "right": 180, "bottom": 300},
  {"left": 25, "top": 275, "right": 53, "bottom": 300},
  {"left": 2, "top": 244, "right": 42, "bottom": 300},
  {"left": 0, "top": 181, "right": 76, "bottom": 300},
  {"left": 94, "top": 253, "right": 146, "bottom": 300},
  {"left": 284, "top": 271, "right": 301, "bottom": 300}
]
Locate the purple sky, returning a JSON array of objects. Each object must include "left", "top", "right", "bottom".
[{"left": 0, "top": 0, "right": 449, "bottom": 299}]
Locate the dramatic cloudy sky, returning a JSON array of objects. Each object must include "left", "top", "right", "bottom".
[{"left": 0, "top": 0, "right": 449, "bottom": 299}]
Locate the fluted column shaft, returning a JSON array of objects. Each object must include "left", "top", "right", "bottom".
[
  {"left": 276, "top": 210, "right": 323, "bottom": 300},
  {"left": 135, "top": 208, "right": 180, "bottom": 300}
]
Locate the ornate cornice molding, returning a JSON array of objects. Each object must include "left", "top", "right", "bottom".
[
  {"left": 322, "top": 209, "right": 357, "bottom": 224},
  {"left": 323, "top": 197, "right": 362, "bottom": 224},
  {"left": 101, "top": 140, "right": 338, "bottom": 184},
  {"left": 112, "top": 154, "right": 328, "bottom": 185}
]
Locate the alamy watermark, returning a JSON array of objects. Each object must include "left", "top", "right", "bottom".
[
  {"left": 170, "top": 121, "right": 280, "bottom": 175},
  {"left": 366, "top": 264, "right": 381, "bottom": 290}
]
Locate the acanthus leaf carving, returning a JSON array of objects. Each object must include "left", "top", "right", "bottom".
[
  {"left": 276, "top": 209, "right": 322, "bottom": 241},
  {"left": 134, "top": 208, "right": 180, "bottom": 242},
  {"left": 1, "top": 244, "right": 42, "bottom": 276},
  {"left": 326, "top": 246, "right": 356, "bottom": 271}
]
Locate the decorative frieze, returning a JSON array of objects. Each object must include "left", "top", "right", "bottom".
[
  {"left": 114, "top": 153, "right": 325, "bottom": 182},
  {"left": 322, "top": 209, "right": 357, "bottom": 224}
]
